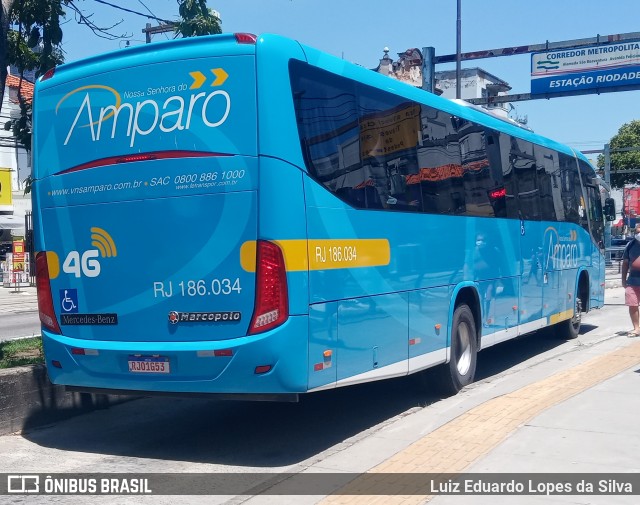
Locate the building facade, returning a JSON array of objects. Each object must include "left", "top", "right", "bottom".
[{"left": 373, "top": 48, "right": 515, "bottom": 120}]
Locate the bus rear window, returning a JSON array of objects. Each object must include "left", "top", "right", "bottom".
[{"left": 34, "top": 54, "right": 257, "bottom": 178}]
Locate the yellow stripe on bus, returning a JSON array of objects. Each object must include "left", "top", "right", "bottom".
[
  {"left": 240, "top": 239, "right": 390, "bottom": 272},
  {"left": 307, "top": 239, "right": 390, "bottom": 270},
  {"left": 549, "top": 309, "right": 573, "bottom": 325},
  {"left": 46, "top": 251, "right": 60, "bottom": 279}
]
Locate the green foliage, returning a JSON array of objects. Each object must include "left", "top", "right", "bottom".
[
  {"left": 597, "top": 120, "right": 640, "bottom": 188},
  {"left": 0, "top": 336, "right": 43, "bottom": 368},
  {"left": 7, "top": 0, "right": 66, "bottom": 197},
  {"left": 10, "top": 0, "right": 65, "bottom": 76},
  {"left": 176, "top": 0, "right": 221, "bottom": 37},
  {"left": 8, "top": 0, "right": 221, "bottom": 196},
  {"left": 7, "top": 30, "right": 39, "bottom": 73},
  {"left": 11, "top": 95, "right": 39, "bottom": 193},
  {"left": 23, "top": 174, "right": 33, "bottom": 194}
]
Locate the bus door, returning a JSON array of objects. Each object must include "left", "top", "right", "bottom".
[
  {"left": 519, "top": 221, "right": 545, "bottom": 331},
  {"left": 507, "top": 139, "right": 544, "bottom": 333},
  {"left": 584, "top": 183, "right": 605, "bottom": 307},
  {"left": 536, "top": 146, "right": 565, "bottom": 322}
]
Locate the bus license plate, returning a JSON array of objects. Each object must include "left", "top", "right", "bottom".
[{"left": 128, "top": 356, "right": 170, "bottom": 374}]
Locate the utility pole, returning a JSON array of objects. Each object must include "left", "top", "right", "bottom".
[
  {"left": 456, "top": 0, "right": 461, "bottom": 99},
  {"left": 142, "top": 22, "right": 176, "bottom": 43},
  {"left": 604, "top": 144, "right": 612, "bottom": 255},
  {"left": 422, "top": 47, "right": 435, "bottom": 93},
  {"left": 604, "top": 144, "right": 611, "bottom": 186}
]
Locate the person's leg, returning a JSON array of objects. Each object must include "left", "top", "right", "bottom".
[
  {"left": 630, "top": 306, "right": 640, "bottom": 332},
  {"left": 626, "top": 286, "right": 640, "bottom": 334}
]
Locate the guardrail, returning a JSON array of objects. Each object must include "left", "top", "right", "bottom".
[{"left": 606, "top": 246, "right": 625, "bottom": 272}]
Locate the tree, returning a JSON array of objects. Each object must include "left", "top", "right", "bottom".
[
  {"left": 0, "top": 1, "right": 16, "bottom": 112},
  {"left": 598, "top": 120, "right": 640, "bottom": 188},
  {"left": 2, "top": 0, "right": 67, "bottom": 192},
  {"left": 4, "top": 0, "right": 221, "bottom": 193},
  {"left": 176, "top": 0, "right": 221, "bottom": 37},
  {"left": 2, "top": 0, "right": 84, "bottom": 116}
]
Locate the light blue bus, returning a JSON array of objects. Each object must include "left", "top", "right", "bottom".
[{"left": 32, "top": 33, "right": 613, "bottom": 400}]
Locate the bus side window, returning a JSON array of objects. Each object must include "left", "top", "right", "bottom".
[
  {"left": 509, "top": 137, "right": 541, "bottom": 221},
  {"left": 535, "top": 145, "right": 559, "bottom": 222},
  {"left": 558, "top": 153, "right": 580, "bottom": 224},
  {"left": 457, "top": 127, "right": 501, "bottom": 218}
]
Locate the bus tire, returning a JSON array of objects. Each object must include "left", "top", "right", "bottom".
[
  {"left": 559, "top": 298, "right": 581, "bottom": 340},
  {"left": 436, "top": 303, "right": 478, "bottom": 396}
]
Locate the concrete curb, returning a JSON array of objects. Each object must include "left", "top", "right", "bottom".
[{"left": 0, "top": 364, "right": 135, "bottom": 436}]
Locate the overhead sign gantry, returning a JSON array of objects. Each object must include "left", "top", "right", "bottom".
[
  {"left": 424, "top": 31, "right": 640, "bottom": 105},
  {"left": 531, "top": 41, "right": 640, "bottom": 95}
]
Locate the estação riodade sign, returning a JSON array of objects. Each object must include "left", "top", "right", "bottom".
[{"left": 531, "top": 41, "right": 640, "bottom": 95}]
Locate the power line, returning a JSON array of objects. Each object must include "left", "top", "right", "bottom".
[
  {"left": 91, "top": 0, "right": 172, "bottom": 23},
  {"left": 137, "top": 0, "right": 171, "bottom": 40},
  {"left": 136, "top": 0, "right": 156, "bottom": 17}
]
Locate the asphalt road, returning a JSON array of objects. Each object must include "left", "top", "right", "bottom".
[
  {"left": 0, "top": 310, "right": 40, "bottom": 341},
  {"left": 0, "top": 286, "right": 40, "bottom": 341}
]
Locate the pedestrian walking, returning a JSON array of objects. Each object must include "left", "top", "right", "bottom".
[{"left": 621, "top": 223, "right": 640, "bottom": 336}]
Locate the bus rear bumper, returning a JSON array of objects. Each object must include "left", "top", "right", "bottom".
[
  {"left": 64, "top": 385, "right": 299, "bottom": 402},
  {"left": 42, "top": 316, "right": 309, "bottom": 395}
]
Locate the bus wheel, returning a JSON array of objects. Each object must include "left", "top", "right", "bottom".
[
  {"left": 559, "top": 298, "right": 582, "bottom": 339},
  {"left": 437, "top": 304, "right": 477, "bottom": 396}
]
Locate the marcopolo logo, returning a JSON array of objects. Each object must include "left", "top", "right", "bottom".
[
  {"left": 168, "top": 311, "right": 241, "bottom": 324},
  {"left": 56, "top": 69, "right": 231, "bottom": 148}
]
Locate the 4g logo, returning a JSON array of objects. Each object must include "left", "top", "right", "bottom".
[
  {"left": 63, "top": 249, "right": 101, "bottom": 278},
  {"left": 59, "top": 228, "right": 117, "bottom": 279}
]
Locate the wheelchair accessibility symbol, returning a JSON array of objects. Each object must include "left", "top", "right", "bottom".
[{"left": 59, "top": 289, "right": 79, "bottom": 314}]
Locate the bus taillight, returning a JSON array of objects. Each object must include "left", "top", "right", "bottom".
[
  {"left": 36, "top": 252, "right": 61, "bottom": 334},
  {"left": 41, "top": 67, "right": 56, "bottom": 81},
  {"left": 248, "top": 241, "right": 288, "bottom": 334},
  {"left": 235, "top": 33, "right": 257, "bottom": 44}
]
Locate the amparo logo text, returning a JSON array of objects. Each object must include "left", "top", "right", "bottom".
[
  {"left": 57, "top": 81, "right": 230, "bottom": 148},
  {"left": 544, "top": 227, "right": 580, "bottom": 270}
]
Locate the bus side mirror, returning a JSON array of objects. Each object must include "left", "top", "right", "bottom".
[{"left": 604, "top": 198, "right": 616, "bottom": 221}]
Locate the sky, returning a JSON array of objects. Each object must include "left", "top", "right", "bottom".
[{"left": 58, "top": 0, "right": 640, "bottom": 161}]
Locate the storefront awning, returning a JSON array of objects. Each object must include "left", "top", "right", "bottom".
[{"left": 0, "top": 215, "right": 25, "bottom": 232}]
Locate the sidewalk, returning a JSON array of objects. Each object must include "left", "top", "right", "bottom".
[
  {"left": 303, "top": 339, "right": 640, "bottom": 505},
  {"left": 244, "top": 285, "right": 638, "bottom": 504},
  {"left": 0, "top": 283, "right": 37, "bottom": 315},
  {"left": 429, "top": 351, "right": 640, "bottom": 504},
  {"left": 605, "top": 263, "right": 624, "bottom": 288}
]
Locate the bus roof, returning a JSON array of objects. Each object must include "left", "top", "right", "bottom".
[
  {"left": 39, "top": 31, "right": 593, "bottom": 168},
  {"left": 36, "top": 33, "right": 257, "bottom": 92}
]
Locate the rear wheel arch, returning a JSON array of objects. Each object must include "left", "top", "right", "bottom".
[
  {"left": 558, "top": 270, "right": 589, "bottom": 340},
  {"left": 577, "top": 269, "right": 589, "bottom": 313},
  {"left": 452, "top": 286, "right": 481, "bottom": 348},
  {"left": 432, "top": 285, "right": 481, "bottom": 396}
]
